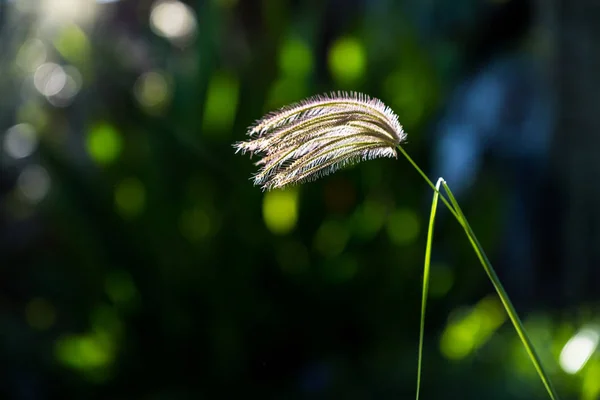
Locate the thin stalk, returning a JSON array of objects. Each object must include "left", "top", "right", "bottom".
[
  {"left": 441, "top": 181, "right": 559, "bottom": 400},
  {"left": 395, "top": 145, "right": 559, "bottom": 400},
  {"left": 416, "top": 178, "right": 446, "bottom": 400}
]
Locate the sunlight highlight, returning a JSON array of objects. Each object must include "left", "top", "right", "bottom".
[
  {"left": 150, "top": 0, "right": 197, "bottom": 46},
  {"left": 559, "top": 326, "right": 599, "bottom": 374},
  {"left": 34, "top": 63, "right": 67, "bottom": 97},
  {"left": 41, "top": 0, "right": 97, "bottom": 25}
]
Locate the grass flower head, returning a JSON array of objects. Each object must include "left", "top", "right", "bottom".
[{"left": 234, "top": 91, "right": 406, "bottom": 190}]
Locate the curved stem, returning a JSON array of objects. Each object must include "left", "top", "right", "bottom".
[
  {"left": 396, "top": 145, "right": 559, "bottom": 400},
  {"left": 441, "top": 182, "right": 559, "bottom": 400}
]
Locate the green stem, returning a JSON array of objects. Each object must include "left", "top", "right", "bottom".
[
  {"left": 441, "top": 182, "right": 559, "bottom": 400},
  {"left": 396, "top": 145, "right": 559, "bottom": 400},
  {"left": 416, "top": 178, "right": 445, "bottom": 400}
]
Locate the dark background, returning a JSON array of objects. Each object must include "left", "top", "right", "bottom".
[{"left": 1, "top": 0, "right": 599, "bottom": 399}]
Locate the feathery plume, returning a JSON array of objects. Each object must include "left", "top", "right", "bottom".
[{"left": 234, "top": 91, "right": 406, "bottom": 190}]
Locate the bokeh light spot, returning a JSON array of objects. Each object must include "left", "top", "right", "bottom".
[
  {"left": 383, "top": 67, "right": 437, "bottom": 129},
  {"left": 440, "top": 296, "right": 506, "bottom": 360},
  {"left": 440, "top": 312, "right": 476, "bottom": 360},
  {"left": 53, "top": 305, "right": 122, "bottom": 378},
  {"left": 17, "top": 101, "right": 49, "bottom": 132},
  {"left": 86, "top": 123, "right": 122, "bottom": 165},
  {"left": 41, "top": 0, "right": 97, "bottom": 25},
  {"left": 279, "top": 37, "right": 313, "bottom": 78},
  {"left": 3, "top": 123, "right": 38, "bottom": 159},
  {"left": 25, "top": 298, "right": 56, "bottom": 330},
  {"left": 16, "top": 39, "right": 47, "bottom": 73},
  {"left": 48, "top": 65, "right": 82, "bottom": 107},
  {"left": 17, "top": 164, "right": 51, "bottom": 204},
  {"left": 262, "top": 188, "right": 299, "bottom": 235},
  {"left": 328, "top": 37, "right": 366, "bottom": 83},
  {"left": 314, "top": 220, "right": 349, "bottom": 257},
  {"left": 55, "top": 334, "right": 114, "bottom": 370},
  {"left": 53, "top": 23, "right": 91, "bottom": 67},
  {"left": 559, "top": 326, "right": 599, "bottom": 374},
  {"left": 202, "top": 71, "right": 239, "bottom": 135},
  {"left": 386, "top": 208, "right": 420, "bottom": 245},
  {"left": 351, "top": 198, "right": 386, "bottom": 240},
  {"left": 34, "top": 63, "right": 67, "bottom": 97},
  {"left": 150, "top": 0, "right": 197, "bottom": 46},
  {"left": 114, "top": 178, "right": 146, "bottom": 218},
  {"left": 582, "top": 360, "right": 600, "bottom": 400},
  {"left": 133, "top": 70, "right": 171, "bottom": 114}
]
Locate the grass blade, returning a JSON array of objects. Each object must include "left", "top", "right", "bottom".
[
  {"left": 440, "top": 180, "right": 559, "bottom": 400},
  {"left": 416, "top": 177, "right": 447, "bottom": 400},
  {"left": 396, "top": 145, "right": 559, "bottom": 399}
]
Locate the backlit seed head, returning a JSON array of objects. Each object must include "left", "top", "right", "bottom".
[{"left": 234, "top": 91, "right": 406, "bottom": 190}]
